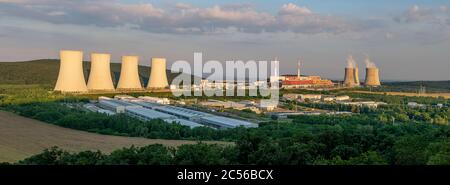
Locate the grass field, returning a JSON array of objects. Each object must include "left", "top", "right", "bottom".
[
  {"left": 0, "top": 110, "right": 230, "bottom": 163},
  {"left": 352, "top": 90, "right": 450, "bottom": 99}
]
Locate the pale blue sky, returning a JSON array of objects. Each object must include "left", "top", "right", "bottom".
[{"left": 0, "top": 0, "right": 449, "bottom": 81}]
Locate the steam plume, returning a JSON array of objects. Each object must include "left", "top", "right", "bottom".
[
  {"left": 364, "top": 55, "right": 377, "bottom": 68},
  {"left": 346, "top": 55, "right": 356, "bottom": 68}
]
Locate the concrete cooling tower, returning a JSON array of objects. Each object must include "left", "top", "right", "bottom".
[
  {"left": 365, "top": 68, "right": 381, "bottom": 86},
  {"left": 354, "top": 67, "right": 360, "bottom": 86},
  {"left": 117, "top": 55, "right": 143, "bottom": 90},
  {"left": 343, "top": 68, "right": 357, "bottom": 87},
  {"left": 147, "top": 58, "right": 169, "bottom": 89},
  {"left": 87, "top": 53, "right": 115, "bottom": 91},
  {"left": 54, "top": 50, "right": 88, "bottom": 92}
]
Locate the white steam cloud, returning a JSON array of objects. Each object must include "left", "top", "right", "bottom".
[
  {"left": 365, "top": 55, "right": 377, "bottom": 68},
  {"left": 346, "top": 55, "right": 356, "bottom": 68}
]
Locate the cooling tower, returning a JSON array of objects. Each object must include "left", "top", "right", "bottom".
[
  {"left": 87, "top": 53, "right": 115, "bottom": 91},
  {"left": 54, "top": 50, "right": 88, "bottom": 92},
  {"left": 354, "top": 67, "right": 360, "bottom": 86},
  {"left": 117, "top": 55, "right": 143, "bottom": 90},
  {"left": 365, "top": 68, "right": 381, "bottom": 86},
  {"left": 147, "top": 58, "right": 169, "bottom": 89},
  {"left": 343, "top": 68, "right": 357, "bottom": 87}
]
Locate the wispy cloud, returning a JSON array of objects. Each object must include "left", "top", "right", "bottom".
[{"left": 0, "top": 0, "right": 354, "bottom": 34}]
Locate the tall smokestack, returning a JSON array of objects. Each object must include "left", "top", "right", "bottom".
[
  {"left": 297, "top": 59, "right": 301, "bottom": 79},
  {"left": 364, "top": 57, "right": 381, "bottom": 86},
  {"left": 54, "top": 50, "right": 88, "bottom": 92},
  {"left": 147, "top": 58, "right": 169, "bottom": 89},
  {"left": 117, "top": 55, "right": 143, "bottom": 90},
  {"left": 343, "top": 55, "right": 357, "bottom": 87},
  {"left": 87, "top": 53, "right": 115, "bottom": 91}
]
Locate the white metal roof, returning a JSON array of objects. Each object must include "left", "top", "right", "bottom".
[
  {"left": 125, "top": 107, "right": 176, "bottom": 119},
  {"left": 154, "top": 106, "right": 212, "bottom": 118},
  {"left": 200, "top": 116, "right": 257, "bottom": 128},
  {"left": 164, "top": 118, "right": 203, "bottom": 128}
]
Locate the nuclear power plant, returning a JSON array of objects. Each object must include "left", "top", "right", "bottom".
[
  {"left": 364, "top": 57, "right": 381, "bottom": 86},
  {"left": 54, "top": 50, "right": 88, "bottom": 92},
  {"left": 343, "top": 55, "right": 381, "bottom": 87},
  {"left": 87, "top": 53, "right": 115, "bottom": 91},
  {"left": 54, "top": 50, "right": 170, "bottom": 93},
  {"left": 147, "top": 58, "right": 169, "bottom": 89}
]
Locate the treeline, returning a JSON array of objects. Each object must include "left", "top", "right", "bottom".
[
  {"left": 340, "top": 92, "right": 449, "bottom": 105},
  {"left": 14, "top": 120, "right": 450, "bottom": 165},
  {"left": 297, "top": 102, "right": 449, "bottom": 125},
  {"left": 16, "top": 144, "right": 237, "bottom": 165}
]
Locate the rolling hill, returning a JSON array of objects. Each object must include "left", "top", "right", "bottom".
[{"left": 0, "top": 59, "right": 195, "bottom": 86}]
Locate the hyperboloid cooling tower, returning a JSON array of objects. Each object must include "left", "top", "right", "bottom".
[
  {"left": 117, "top": 55, "right": 143, "bottom": 90},
  {"left": 365, "top": 68, "right": 381, "bottom": 86},
  {"left": 54, "top": 50, "right": 88, "bottom": 92},
  {"left": 87, "top": 53, "right": 115, "bottom": 91},
  {"left": 343, "top": 68, "right": 357, "bottom": 87},
  {"left": 354, "top": 67, "right": 360, "bottom": 86},
  {"left": 147, "top": 58, "right": 169, "bottom": 89}
]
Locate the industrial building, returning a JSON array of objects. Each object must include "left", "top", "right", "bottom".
[
  {"left": 125, "top": 107, "right": 176, "bottom": 120},
  {"left": 164, "top": 119, "right": 204, "bottom": 128},
  {"left": 83, "top": 103, "right": 116, "bottom": 115},
  {"left": 138, "top": 96, "right": 170, "bottom": 105},
  {"left": 98, "top": 97, "right": 141, "bottom": 113},
  {"left": 154, "top": 106, "right": 210, "bottom": 120},
  {"left": 90, "top": 96, "right": 258, "bottom": 129},
  {"left": 280, "top": 61, "right": 333, "bottom": 89},
  {"left": 200, "top": 116, "right": 257, "bottom": 129}
]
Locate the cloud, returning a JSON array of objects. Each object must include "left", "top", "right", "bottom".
[
  {"left": 0, "top": 1, "right": 353, "bottom": 34},
  {"left": 395, "top": 4, "right": 450, "bottom": 25},
  {"left": 279, "top": 3, "right": 312, "bottom": 15}
]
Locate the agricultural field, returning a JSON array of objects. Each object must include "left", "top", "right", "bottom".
[{"left": 0, "top": 110, "right": 229, "bottom": 163}]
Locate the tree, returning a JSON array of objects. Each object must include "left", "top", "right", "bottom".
[{"left": 393, "top": 136, "right": 430, "bottom": 165}]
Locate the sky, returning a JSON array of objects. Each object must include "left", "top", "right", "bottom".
[{"left": 0, "top": 0, "right": 449, "bottom": 81}]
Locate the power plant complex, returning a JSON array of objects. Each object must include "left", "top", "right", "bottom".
[
  {"left": 343, "top": 55, "right": 381, "bottom": 87},
  {"left": 55, "top": 50, "right": 169, "bottom": 93},
  {"left": 54, "top": 50, "right": 382, "bottom": 93}
]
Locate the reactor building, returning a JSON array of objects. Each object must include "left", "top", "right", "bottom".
[
  {"left": 54, "top": 50, "right": 171, "bottom": 93},
  {"left": 147, "top": 58, "right": 169, "bottom": 89},
  {"left": 54, "top": 50, "right": 88, "bottom": 92},
  {"left": 87, "top": 53, "right": 115, "bottom": 91},
  {"left": 364, "top": 57, "right": 381, "bottom": 86}
]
